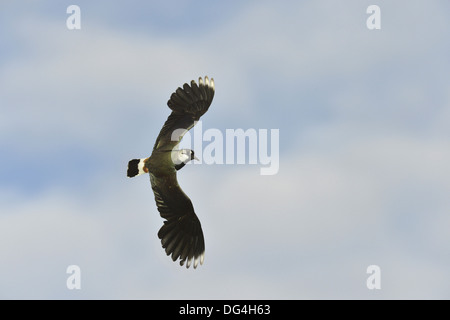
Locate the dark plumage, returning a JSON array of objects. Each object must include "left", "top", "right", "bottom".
[{"left": 127, "top": 76, "right": 215, "bottom": 268}]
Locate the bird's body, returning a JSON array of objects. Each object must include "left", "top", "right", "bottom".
[{"left": 127, "top": 76, "right": 215, "bottom": 269}]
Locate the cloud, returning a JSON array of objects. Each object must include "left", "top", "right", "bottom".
[
  {"left": 1, "top": 129, "right": 450, "bottom": 298},
  {"left": 1, "top": 1, "right": 450, "bottom": 299}
]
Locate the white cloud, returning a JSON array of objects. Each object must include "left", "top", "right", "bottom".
[
  {"left": 1, "top": 1, "right": 450, "bottom": 299},
  {"left": 1, "top": 128, "right": 450, "bottom": 298}
]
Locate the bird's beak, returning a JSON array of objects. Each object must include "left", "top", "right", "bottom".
[{"left": 193, "top": 156, "right": 199, "bottom": 161}]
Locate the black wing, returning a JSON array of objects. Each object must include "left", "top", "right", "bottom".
[
  {"left": 150, "top": 172, "right": 205, "bottom": 268},
  {"left": 153, "top": 76, "right": 215, "bottom": 151}
]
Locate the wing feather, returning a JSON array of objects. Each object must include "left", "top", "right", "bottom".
[
  {"left": 153, "top": 76, "right": 214, "bottom": 151},
  {"left": 150, "top": 172, "right": 205, "bottom": 268}
]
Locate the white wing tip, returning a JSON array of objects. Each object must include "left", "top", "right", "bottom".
[
  {"left": 199, "top": 76, "right": 214, "bottom": 90},
  {"left": 181, "top": 251, "right": 205, "bottom": 269}
]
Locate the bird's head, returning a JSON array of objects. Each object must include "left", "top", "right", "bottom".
[{"left": 174, "top": 149, "right": 199, "bottom": 170}]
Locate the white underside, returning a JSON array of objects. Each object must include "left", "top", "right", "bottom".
[{"left": 137, "top": 159, "right": 147, "bottom": 176}]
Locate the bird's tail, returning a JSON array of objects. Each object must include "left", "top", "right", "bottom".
[{"left": 127, "top": 158, "right": 148, "bottom": 178}]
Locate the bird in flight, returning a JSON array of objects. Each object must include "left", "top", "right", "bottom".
[{"left": 127, "top": 76, "right": 215, "bottom": 269}]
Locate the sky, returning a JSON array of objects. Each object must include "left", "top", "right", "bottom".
[{"left": 1, "top": 0, "right": 450, "bottom": 299}]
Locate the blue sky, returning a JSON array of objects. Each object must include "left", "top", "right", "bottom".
[{"left": 1, "top": 1, "right": 450, "bottom": 299}]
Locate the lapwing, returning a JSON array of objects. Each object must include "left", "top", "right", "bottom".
[{"left": 127, "top": 76, "right": 215, "bottom": 269}]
